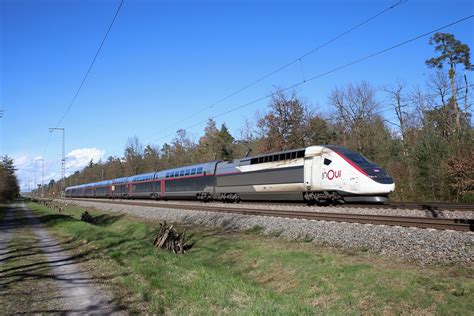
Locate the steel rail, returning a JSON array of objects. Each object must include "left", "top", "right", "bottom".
[{"left": 64, "top": 198, "right": 473, "bottom": 232}]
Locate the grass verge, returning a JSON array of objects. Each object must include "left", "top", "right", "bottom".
[{"left": 28, "top": 202, "right": 473, "bottom": 314}]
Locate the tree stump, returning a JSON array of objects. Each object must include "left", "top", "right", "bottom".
[
  {"left": 80, "top": 211, "right": 94, "bottom": 223},
  {"left": 153, "top": 221, "right": 193, "bottom": 254}
]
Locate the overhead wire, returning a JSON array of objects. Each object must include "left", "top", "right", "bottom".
[
  {"left": 42, "top": 0, "right": 124, "bottom": 160},
  {"left": 149, "top": 14, "right": 474, "bottom": 144},
  {"left": 143, "top": 0, "right": 407, "bottom": 141},
  {"left": 54, "top": 0, "right": 124, "bottom": 129}
]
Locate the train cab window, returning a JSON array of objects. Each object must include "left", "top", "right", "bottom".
[
  {"left": 346, "top": 154, "right": 372, "bottom": 167},
  {"left": 191, "top": 168, "right": 196, "bottom": 175},
  {"left": 185, "top": 169, "right": 190, "bottom": 175},
  {"left": 197, "top": 167, "right": 203, "bottom": 174},
  {"left": 324, "top": 158, "right": 332, "bottom": 166}
]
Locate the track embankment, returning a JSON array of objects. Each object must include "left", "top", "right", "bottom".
[
  {"left": 59, "top": 198, "right": 474, "bottom": 265},
  {"left": 66, "top": 198, "right": 474, "bottom": 232}
]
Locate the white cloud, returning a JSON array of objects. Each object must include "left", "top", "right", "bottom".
[
  {"left": 66, "top": 147, "right": 104, "bottom": 173},
  {"left": 13, "top": 147, "right": 104, "bottom": 192}
]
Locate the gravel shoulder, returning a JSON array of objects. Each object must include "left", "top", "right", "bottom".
[
  {"left": 62, "top": 199, "right": 474, "bottom": 265},
  {"left": 0, "top": 203, "right": 120, "bottom": 314},
  {"left": 65, "top": 198, "right": 474, "bottom": 219}
]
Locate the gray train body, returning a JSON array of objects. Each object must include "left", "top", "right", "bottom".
[{"left": 65, "top": 145, "right": 395, "bottom": 204}]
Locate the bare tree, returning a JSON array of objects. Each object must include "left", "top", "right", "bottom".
[
  {"left": 124, "top": 136, "right": 144, "bottom": 175},
  {"left": 258, "top": 89, "right": 307, "bottom": 152},
  {"left": 330, "top": 81, "right": 380, "bottom": 151}
]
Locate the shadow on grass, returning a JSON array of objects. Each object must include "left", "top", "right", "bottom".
[{"left": 93, "top": 214, "right": 125, "bottom": 227}]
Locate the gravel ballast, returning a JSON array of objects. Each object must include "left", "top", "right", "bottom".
[
  {"left": 65, "top": 198, "right": 474, "bottom": 219},
  {"left": 61, "top": 199, "right": 473, "bottom": 265}
]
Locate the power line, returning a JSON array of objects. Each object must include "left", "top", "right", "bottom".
[
  {"left": 149, "top": 14, "right": 474, "bottom": 144},
  {"left": 143, "top": 0, "right": 406, "bottom": 141},
  {"left": 42, "top": 0, "right": 123, "bottom": 184},
  {"left": 54, "top": 0, "right": 124, "bottom": 128}
]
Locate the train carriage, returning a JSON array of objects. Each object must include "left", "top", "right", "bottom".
[
  {"left": 95, "top": 180, "right": 112, "bottom": 198},
  {"left": 128, "top": 172, "right": 158, "bottom": 198},
  {"left": 161, "top": 162, "right": 218, "bottom": 200},
  {"left": 65, "top": 145, "right": 395, "bottom": 204},
  {"left": 215, "top": 149, "right": 306, "bottom": 201},
  {"left": 111, "top": 177, "right": 128, "bottom": 198}
]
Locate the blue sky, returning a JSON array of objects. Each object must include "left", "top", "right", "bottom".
[{"left": 1, "top": 0, "right": 473, "bottom": 191}]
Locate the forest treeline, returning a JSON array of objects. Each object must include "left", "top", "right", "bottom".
[
  {"left": 43, "top": 32, "right": 473, "bottom": 202},
  {"left": 0, "top": 156, "right": 20, "bottom": 202}
]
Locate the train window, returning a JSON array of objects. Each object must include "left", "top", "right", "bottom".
[
  {"left": 273, "top": 154, "right": 279, "bottom": 162},
  {"left": 346, "top": 154, "right": 372, "bottom": 167},
  {"left": 297, "top": 150, "right": 305, "bottom": 158},
  {"left": 165, "top": 172, "right": 169, "bottom": 178},
  {"left": 191, "top": 168, "right": 196, "bottom": 175},
  {"left": 180, "top": 170, "right": 185, "bottom": 176},
  {"left": 263, "top": 156, "right": 268, "bottom": 163},
  {"left": 279, "top": 154, "right": 285, "bottom": 160},
  {"left": 197, "top": 167, "right": 203, "bottom": 174},
  {"left": 251, "top": 158, "right": 258, "bottom": 164},
  {"left": 258, "top": 157, "right": 264, "bottom": 163},
  {"left": 268, "top": 155, "right": 273, "bottom": 162},
  {"left": 185, "top": 169, "right": 190, "bottom": 175},
  {"left": 286, "top": 153, "right": 291, "bottom": 160},
  {"left": 291, "top": 152, "right": 297, "bottom": 159},
  {"left": 324, "top": 158, "right": 332, "bottom": 166},
  {"left": 174, "top": 171, "right": 180, "bottom": 177}
]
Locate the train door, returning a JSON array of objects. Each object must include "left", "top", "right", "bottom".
[{"left": 304, "top": 156, "right": 321, "bottom": 191}]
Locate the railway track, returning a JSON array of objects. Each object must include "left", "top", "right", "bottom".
[
  {"left": 65, "top": 198, "right": 474, "bottom": 232},
  {"left": 345, "top": 202, "right": 474, "bottom": 212}
]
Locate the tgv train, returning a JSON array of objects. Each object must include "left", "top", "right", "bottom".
[{"left": 65, "top": 145, "right": 395, "bottom": 204}]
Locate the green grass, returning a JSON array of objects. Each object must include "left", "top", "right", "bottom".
[{"left": 27, "top": 202, "right": 474, "bottom": 315}]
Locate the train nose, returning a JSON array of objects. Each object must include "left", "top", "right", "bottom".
[{"left": 388, "top": 182, "right": 395, "bottom": 193}]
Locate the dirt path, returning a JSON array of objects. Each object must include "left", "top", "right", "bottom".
[{"left": 0, "top": 203, "right": 121, "bottom": 314}]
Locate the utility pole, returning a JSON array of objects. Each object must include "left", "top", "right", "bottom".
[
  {"left": 49, "top": 128, "right": 65, "bottom": 196},
  {"left": 0, "top": 109, "right": 4, "bottom": 153},
  {"left": 38, "top": 158, "right": 45, "bottom": 197},
  {"left": 34, "top": 162, "right": 37, "bottom": 197}
]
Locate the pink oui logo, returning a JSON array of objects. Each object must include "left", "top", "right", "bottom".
[{"left": 322, "top": 169, "right": 341, "bottom": 180}]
